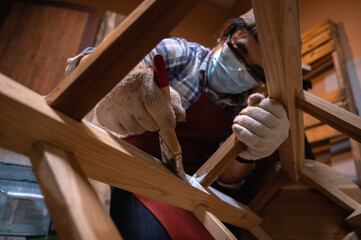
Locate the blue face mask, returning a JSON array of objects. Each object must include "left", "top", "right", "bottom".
[{"left": 206, "top": 43, "right": 259, "bottom": 94}]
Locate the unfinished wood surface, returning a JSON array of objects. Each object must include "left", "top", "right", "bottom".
[
  {"left": 249, "top": 170, "right": 288, "bottom": 213},
  {"left": 301, "top": 21, "right": 330, "bottom": 44},
  {"left": 252, "top": 0, "right": 304, "bottom": 182},
  {"left": 302, "top": 166, "right": 360, "bottom": 212},
  {"left": 193, "top": 205, "right": 237, "bottom": 240},
  {"left": 302, "top": 57, "right": 333, "bottom": 80},
  {"left": 0, "top": 74, "right": 261, "bottom": 229},
  {"left": 302, "top": 28, "right": 332, "bottom": 55},
  {"left": 193, "top": 133, "right": 245, "bottom": 187},
  {"left": 305, "top": 124, "right": 343, "bottom": 144},
  {"left": 302, "top": 40, "right": 334, "bottom": 65},
  {"left": 249, "top": 226, "right": 272, "bottom": 240},
  {"left": 46, "top": 0, "right": 201, "bottom": 120},
  {"left": 29, "top": 142, "right": 122, "bottom": 240},
  {"left": 346, "top": 206, "right": 361, "bottom": 226},
  {"left": 331, "top": 21, "right": 361, "bottom": 180},
  {"left": 297, "top": 90, "right": 361, "bottom": 143}
]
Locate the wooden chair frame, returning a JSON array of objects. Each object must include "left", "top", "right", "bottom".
[{"left": 1, "top": 0, "right": 361, "bottom": 239}]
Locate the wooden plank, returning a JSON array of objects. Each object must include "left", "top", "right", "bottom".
[
  {"left": 302, "top": 28, "right": 332, "bottom": 55},
  {"left": 297, "top": 90, "right": 361, "bottom": 143},
  {"left": 193, "top": 133, "right": 245, "bottom": 187},
  {"left": 301, "top": 167, "right": 360, "bottom": 212},
  {"left": 252, "top": 0, "right": 304, "bottom": 182},
  {"left": 302, "top": 40, "right": 334, "bottom": 65},
  {"left": 29, "top": 142, "right": 122, "bottom": 240},
  {"left": 346, "top": 206, "right": 361, "bottom": 226},
  {"left": 0, "top": 74, "right": 261, "bottom": 229},
  {"left": 302, "top": 57, "right": 333, "bottom": 80},
  {"left": 193, "top": 205, "right": 237, "bottom": 240},
  {"left": 304, "top": 88, "right": 346, "bottom": 129},
  {"left": 305, "top": 124, "right": 343, "bottom": 144},
  {"left": 46, "top": 0, "right": 201, "bottom": 121},
  {"left": 249, "top": 226, "right": 272, "bottom": 240},
  {"left": 301, "top": 21, "right": 330, "bottom": 44},
  {"left": 249, "top": 170, "right": 288, "bottom": 213}
]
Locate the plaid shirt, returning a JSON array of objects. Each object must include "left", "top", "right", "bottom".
[{"left": 68, "top": 38, "right": 253, "bottom": 116}]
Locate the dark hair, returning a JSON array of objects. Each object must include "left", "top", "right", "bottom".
[{"left": 217, "top": 18, "right": 247, "bottom": 44}]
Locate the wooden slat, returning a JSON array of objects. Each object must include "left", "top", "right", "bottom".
[
  {"left": 193, "top": 133, "right": 245, "bottom": 187},
  {"left": 297, "top": 90, "right": 361, "bottom": 143},
  {"left": 252, "top": 0, "right": 304, "bottom": 182},
  {"left": 302, "top": 166, "right": 360, "bottom": 212},
  {"left": 249, "top": 226, "right": 272, "bottom": 240},
  {"left": 301, "top": 21, "right": 330, "bottom": 44},
  {"left": 0, "top": 74, "right": 261, "bottom": 229},
  {"left": 302, "top": 57, "right": 333, "bottom": 80},
  {"left": 302, "top": 40, "right": 334, "bottom": 65},
  {"left": 304, "top": 88, "right": 346, "bottom": 129},
  {"left": 305, "top": 124, "right": 343, "bottom": 144},
  {"left": 302, "top": 28, "right": 332, "bottom": 55},
  {"left": 346, "top": 206, "right": 361, "bottom": 226},
  {"left": 46, "top": 0, "right": 201, "bottom": 121},
  {"left": 29, "top": 142, "right": 122, "bottom": 240},
  {"left": 193, "top": 205, "right": 237, "bottom": 240},
  {"left": 249, "top": 170, "right": 288, "bottom": 213}
]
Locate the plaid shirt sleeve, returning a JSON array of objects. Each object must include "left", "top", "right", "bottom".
[{"left": 140, "top": 38, "right": 210, "bottom": 109}]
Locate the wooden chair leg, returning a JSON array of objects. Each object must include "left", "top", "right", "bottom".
[{"left": 29, "top": 142, "right": 122, "bottom": 240}]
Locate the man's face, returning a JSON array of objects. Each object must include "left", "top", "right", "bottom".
[{"left": 226, "top": 28, "right": 265, "bottom": 83}]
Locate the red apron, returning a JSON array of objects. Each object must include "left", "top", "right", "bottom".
[{"left": 124, "top": 89, "right": 234, "bottom": 239}]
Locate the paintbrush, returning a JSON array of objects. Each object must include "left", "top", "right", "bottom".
[{"left": 153, "top": 54, "right": 188, "bottom": 183}]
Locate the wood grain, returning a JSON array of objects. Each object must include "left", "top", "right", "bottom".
[
  {"left": 29, "top": 142, "right": 122, "bottom": 240},
  {"left": 252, "top": 0, "right": 304, "bottom": 182},
  {"left": 193, "top": 205, "right": 238, "bottom": 240},
  {"left": 193, "top": 133, "right": 245, "bottom": 187},
  {"left": 346, "top": 206, "right": 361, "bottom": 226},
  {"left": 302, "top": 167, "right": 360, "bottom": 212},
  {"left": 0, "top": 73, "right": 261, "bottom": 229},
  {"left": 46, "top": 0, "right": 201, "bottom": 120},
  {"left": 297, "top": 90, "right": 361, "bottom": 143}
]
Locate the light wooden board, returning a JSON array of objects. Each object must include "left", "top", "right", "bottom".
[
  {"left": 193, "top": 205, "right": 237, "bottom": 240},
  {"left": 302, "top": 28, "right": 332, "bottom": 55},
  {"left": 0, "top": 73, "right": 261, "bottom": 229},
  {"left": 193, "top": 133, "right": 245, "bottom": 187},
  {"left": 302, "top": 166, "right": 360, "bottom": 212},
  {"left": 301, "top": 21, "right": 330, "bottom": 44},
  {"left": 29, "top": 142, "right": 122, "bottom": 240},
  {"left": 252, "top": 0, "right": 304, "bottom": 182},
  {"left": 297, "top": 90, "right": 361, "bottom": 143},
  {"left": 46, "top": 0, "right": 201, "bottom": 120}
]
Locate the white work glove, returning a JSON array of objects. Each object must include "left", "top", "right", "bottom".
[
  {"left": 232, "top": 93, "right": 290, "bottom": 160},
  {"left": 95, "top": 64, "right": 186, "bottom": 135}
]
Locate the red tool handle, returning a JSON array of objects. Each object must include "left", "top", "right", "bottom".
[{"left": 153, "top": 55, "right": 171, "bottom": 100}]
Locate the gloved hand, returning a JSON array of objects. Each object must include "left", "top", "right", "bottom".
[
  {"left": 95, "top": 64, "right": 186, "bottom": 135},
  {"left": 232, "top": 93, "right": 290, "bottom": 160}
]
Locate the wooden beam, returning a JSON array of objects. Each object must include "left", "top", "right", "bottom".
[
  {"left": 305, "top": 124, "right": 343, "bottom": 144},
  {"left": 193, "top": 205, "right": 238, "bottom": 240},
  {"left": 29, "top": 142, "right": 122, "bottom": 240},
  {"left": 346, "top": 206, "right": 361, "bottom": 226},
  {"left": 0, "top": 74, "right": 261, "bottom": 229},
  {"left": 302, "top": 166, "right": 360, "bottom": 212},
  {"left": 46, "top": 0, "right": 201, "bottom": 120},
  {"left": 252, "top": 0, "right": 304, "bottom": 182},
  {"left": 297, "top": 90, "right": 361, "bottom": 143},
  {"left": 249, "top": 226, "right": 272, "bottom": 240},
  {"left": 302, "top": 40, "right": 334, "bottom": 65},
  {"left": 302, "top": 28, "right": 332, "bottom": 55},
  {"left": 301, "top": 21, "right": 330, "bottom": 44},
  {"left": 193, "top": 133, "right": 245, "bottom": 187}
]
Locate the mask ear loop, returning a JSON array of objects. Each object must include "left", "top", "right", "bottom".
[{"left": 227, "top": 34, "right": 266, "bottom": 83}]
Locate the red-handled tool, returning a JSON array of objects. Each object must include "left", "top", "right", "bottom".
[{"left": 153, "top": 55, "right": 188, "bottom": 183}]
